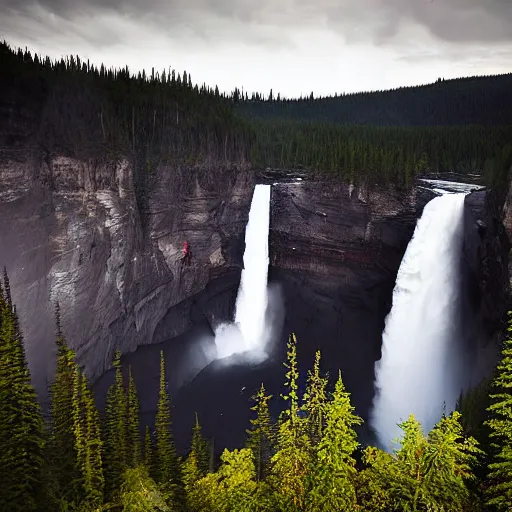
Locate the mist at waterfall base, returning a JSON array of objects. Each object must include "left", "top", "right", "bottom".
[
  {"left": 214, "top": 184, "right": 281, "bottom": 365},
  {"left": 370, "top": 193, "right": 469, "bottom": 451}
]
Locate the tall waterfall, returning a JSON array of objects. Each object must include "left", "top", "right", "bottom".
[
  {"left": 215, "top": 184, "right": 272, "bottom": 360},
  {"left": 371, "top": 193, "right": 467, "bottom": 450}
]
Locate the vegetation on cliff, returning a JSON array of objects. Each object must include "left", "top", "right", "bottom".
[
  {"left": 1, "top": 40, "right": 512, "bottom": 199},
  {"left": 1, "top": 268, "right": 512, "bottom": 510}
]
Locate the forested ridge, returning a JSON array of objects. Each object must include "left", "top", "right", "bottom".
[
  {"left": 1, "top": 270, "right": 512, "bottom": 511},
  {"left": 235, "top": 73, "right": 512, "bottom": 127},
  {"left": 1, "top": 40, "right": 512, "bottom": 197}
]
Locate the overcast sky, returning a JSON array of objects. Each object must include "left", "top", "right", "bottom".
[{"left": 1, "top": 0, "right": 512, "bottom": 98}]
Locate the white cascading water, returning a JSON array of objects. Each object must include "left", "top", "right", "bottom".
[
  {"left": 214, "top": 184, "right": 272, "bottom": 360},
  {"left": 371, "top": 192, "right": 467, "bottom": 450}
]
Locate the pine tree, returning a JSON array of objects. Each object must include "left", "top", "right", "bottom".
[
  {"left": 48, "top": 303, "right": 82, "bottom": 507},
  {"left": 127, "top": 366, "right": 142, "bottom": 467},
  {"left": 306, "top": 371, "right": 362, "bottom": 511},
  {"left": 269, "top": 333, "right": 311, "bottom": 511},
  {"left": 0, "top": 270, "right": 45, "bottom": 511},
  {"left": 144, "top": 425, "right": 153, "bottom": 470},
  {"left": 303, "top": 350, "right": 328, "bottom": 446},
  {"left": 102, "top": 350, "right": 128, "bottom": 498},
  {"left": 153, "top": 351, "right": 179, "bottom": 495},
  {"left": 485, "top": 313, "right": 512, "bottom": 510},
  {"left": 246, "top": 383, "right": 274, "bottom": 481}
]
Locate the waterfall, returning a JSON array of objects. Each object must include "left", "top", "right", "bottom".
[
  {"left": 370, "top": 193, "right": 467, "bottom": 450},
  {"left": 215, "top": 184, "right": 272, "bottom": 360}
]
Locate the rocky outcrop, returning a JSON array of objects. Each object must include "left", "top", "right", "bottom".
[
  {"left": 0, "top": 149, "right": 253, "bottom": 392},
  {"left": 462, "top": 188, "right": 511, "bottom": 383}
]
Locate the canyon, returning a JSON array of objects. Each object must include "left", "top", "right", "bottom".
[{"left": 0, "top": 151, "right": 509, "bottom": 451}]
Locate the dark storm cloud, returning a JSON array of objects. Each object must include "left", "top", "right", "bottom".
[{"left": 1, "top": 0, "right": 512, "bottom": 46}]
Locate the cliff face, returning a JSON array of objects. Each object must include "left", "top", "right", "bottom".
[
  {"left": 0, "top": 150, "right": 253, "bottom": 392},
  {"left": 2, "top": 150, "right": 509, "bottom": 450},
  {"left": 269, "top": 180, "right": 437, "bottom": 420}
]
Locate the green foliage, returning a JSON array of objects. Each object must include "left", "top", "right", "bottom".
[
  {"left": 269, "top": 333, "right": 312, "bottom": 511},
  {"left": 191, "top": 413, "right": 210, "bottom": 477},
  {"left": 0, "top": 270, "right": 45, "bottom": 511},
  {"left": 118, "top": 465, "right": 170, "bottom": 512},
  {"left": 306, "top": 371, "right": 362, "bottom": 512},
  {"left": 144, "top": 425, "right": 153, "bottom": 470},
  {"left": 248, "top": 120, "right": 512, "bottom": 187},
  {"left": 456, "top": 377, "right": 493, "bottom": 461},
  {"left": 189, "top": 449, "right": 258, "bottom": 512},
  {"left": 303, "top": 351, "right": 328, "bottom": 446},
  {"left": 246, "top": 383, "right": 275, "bottom": 481},
  {"left": 153, "top": 351, "right": 179, "bottom": 499},
  {"left": 362, "top": 412, "right": 480, "bottom": 512},
  {"left": 127, "top": 367, "right": 142, "bottom": 467},
  {"left": 47, "top": 304, "right": 82, "bottom": 508},
  {"left": 485, "top": 313, "right": 512, "bottom": 510},
  {"left": 72, "top": 365, "right": 104, "bottom": 508},
  {"left": 102, "top": 350, "right": 128, "bottom": 498},
  {"left": 183, "top": 414, "right": 210, "bottom": 509}
]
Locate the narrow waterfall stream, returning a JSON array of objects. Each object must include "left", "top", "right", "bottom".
[
  {"left": 215, "top": 184, "right": 272, "bottom": 360},
  {"left": 370, "top": 192, "right": 467, "bottom": 450}
]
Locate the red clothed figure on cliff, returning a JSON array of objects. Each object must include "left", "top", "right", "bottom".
[{"left": 182, "top": 241, "right": 191, "bottom": 266}]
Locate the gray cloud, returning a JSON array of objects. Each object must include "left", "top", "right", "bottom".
[{"left": 1, "top": 0, "right": 512, "bottom": 48}]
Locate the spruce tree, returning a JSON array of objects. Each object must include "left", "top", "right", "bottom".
[
  {"left": 0, "top": 270, "right": 45, "bottom": 511},
  {"left": 144, "top": 425, "right": 153, "bottom": 470},
  {"left": 79, "top": 369, "right": 104, "bottom": 507},
  {"left": 153, "top": 351, "right": 179, "bottom": 496},
  {"left": 246, "top": 383, "right": 274, "bottom": 481},
  {"left": 485, "top": 313, "right": 512, "bottom": 510},
  {"left": 303, "top": 350, "right": 328, "bottom": 446},
  {"left": 307, "top": 371, "right": 362, "bottom": 511},
  {"left": 183, "top": 413, "right": 210, "bottom": 502},
  {"left": 48, "top": 303, "right": 81, "bottom": 507},
  {"left": 191, "top": 413, "right": 210, "bottom": 477},
  {"left": 127, "top": 366, "right": 142, "bottom": 467},
  {"left": 269, "top": 333, "right": 311, "bottom": 511},
  {"left": 102, "top": 350, "right": 128, "bottom": 498}
]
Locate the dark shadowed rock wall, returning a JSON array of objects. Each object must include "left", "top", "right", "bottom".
[{"left": 0, "top": 149, "right": 254, "bottom": 394}]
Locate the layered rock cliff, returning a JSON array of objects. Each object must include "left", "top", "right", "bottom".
[
  {"left": 269, "top": 179, "right": 437, "bottom": 420},
  {"left": 0, "top": 149, "right": 253, "bottom": 393},
  {"left": 1, "top": 150, "right": 509, "bottom": 452}
]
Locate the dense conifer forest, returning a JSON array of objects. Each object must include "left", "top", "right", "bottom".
[
  {"left": 235, "top": 73, "right": 512, "bottom": 127},
  {"left": 1, "top": 40, "right": 512, "bottom": 199},
  {"left": 1, "top": 271, "right": 512, "bottom": 510}
]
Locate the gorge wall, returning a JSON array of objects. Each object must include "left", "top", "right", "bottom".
[
  {"left": 0, "top": 150, "right": 254, "bottom": 394},
  {"left": 0, "top": 151, "right": 509, "bottom": 450}
]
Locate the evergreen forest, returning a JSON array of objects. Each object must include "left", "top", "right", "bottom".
[
  {"left": 1, "top": 269, "right": 512, "bottom": 511},
  {"left": 1, "top": 40, "right": 512, "bottom": 203}
]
